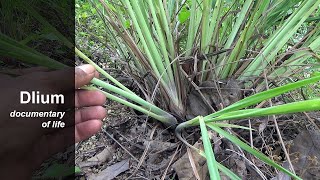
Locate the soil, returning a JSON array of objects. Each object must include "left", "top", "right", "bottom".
[{"left": 75, "top": 94, "right": 320, "bottom": 179}]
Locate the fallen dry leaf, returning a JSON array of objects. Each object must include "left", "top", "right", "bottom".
[
  {"left": 88, "top": 159, "right": 130, "bottom": 180},
  {"left": 288, "top": 129, "right": 320, "bottom": 179},
  {"left": 79, "top": 146, "right": 114, "bottom": 168},
  {"left": 173, "top": 142, "right": 209, "bottom": 180}
]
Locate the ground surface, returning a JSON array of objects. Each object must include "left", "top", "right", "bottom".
[{"left": 74, "top": 96, "right": 320, "bottom": 179}]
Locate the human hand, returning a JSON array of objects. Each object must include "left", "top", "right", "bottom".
[
  {"left": 0, "top": 65, "right": 106, "bottom": 179},
  {"left": 74, "top": 64, "right": 106, "bottom": 142}
]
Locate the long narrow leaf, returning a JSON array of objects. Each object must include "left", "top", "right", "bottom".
[
  {"left": 199, "top": 117, "right": 220, "bottom": 180},
  {"left": 207, "top": 124, "right": 301, "bottom": 180}
]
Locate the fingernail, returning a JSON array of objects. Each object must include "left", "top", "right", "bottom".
[{"left": 78, "top": 64, "right": 95, "bottom": 74}]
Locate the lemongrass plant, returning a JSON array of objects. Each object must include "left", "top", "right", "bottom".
[
  {"left": 93, "top": 0, "right": 320, "bottom": 115},
  {"left": 2, "top": 33, "right": 319, "bottom": 179},
  {"left": 1, "top": 0, "right": 320, "bottom": 179}
]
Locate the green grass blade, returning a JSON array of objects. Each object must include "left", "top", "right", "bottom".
[
  {"left": 83, "top": 87, "right": 172, "bottom": 125},
  {"left": 157, "top": 0, "right": 175, "bottom": 57},
  {"left": 216, "top": 163, "right": 241, "bottom": 180},
  {"left": 205, "top": 0, "right": 221, "bottom": 51},
  {"left": 200, "top": 0, "right": 211, "bottom": 52},
  {"left": 224, "top": 0, "right": 253, "bottom": 49},
  {"left": 185, "top": 75, "right": 320, "bottom": 126},
  {"left": 185, "top": 0, "right": 198, "bottom": 56},
  {"left": 75, "top": 47, "right": 134, "bottom": 94},
  {"left": 207, "top": 124, "right": 302, "bottom": 180},
  {"left": 121, "top": 0, "right": 162, "bottom": 80},
  {"left": 0, "top": 33, "right": 66, "bottom": 69},
  {"left": 209, "top": 99, "right": 320, "bottom": 122},
  {"left": 199, "top": 116, "right": 221, "bottom": 180},
  {"left": 207, "top": 75, "right": 320, "bottom": 118},
  {"left": 91, "top": 78, "right": 175, "bottom": 120},
  {"left": 129, "top": 0, "right": 171, "bottom": 84},
  {"left": 241, "top": 0, "right": 320, "bottom": 79},
  {"left": 148, "top": 0, "right": 174, "bottom": 83},
  {"left": 210, "top": 123, "right": 253, "bottom": 131}
]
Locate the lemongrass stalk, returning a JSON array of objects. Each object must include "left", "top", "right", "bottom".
[
  {"left": 75, "top": 47, "right": 134, "bottom": 94},
  {"left": 219, "top": 0, "right": 269, "bottom": 78},
  {"left": 128, "top": 0, "right": 171, "bottom": 84},
  {"left": 124, "top": 0, "right": 180, "bottom": 107},
  {"left": 185, "top": 0, "right": 197, "bottom": 56},
  {"left": 148, "top": 0, "right": 175, "bottom": 83},
  {"left": 241, "top": 0, "right": 320, "bottom": 79},
  {"left": 224, "top": 0, "right": 253, "bottom": 49},
  {"left": 199, "top": 117, "right": 221, "bottom": 180},
  {"left": 157, "top": 0, "right": 175, "bottom": 57},
  {"left": 200, "top": 0, "right": 211, "bottom": 52},
  {"left": 91, "top": 0, "right": 128, "bottom": 59},
  {"left": 91, "top": 78, "right": 177, "bottom": 125},
  {"left": 121, "top": 0, "right": 162, "bottom": 80},
  {"left": 155, "top": 0, "right": 181, "bottom": 104},
  {"left": 83, "top": 87, "right": 174, "bottom": 126},
  {"left": 98, "top": 0, "right": 147, "bottom": 73},
  {"left": 205, "top": 0, "right": 221, "bottom": 50}
]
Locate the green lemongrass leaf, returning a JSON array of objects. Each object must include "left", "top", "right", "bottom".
[
  {"left": 208, "top": 99, "right": 320, "bottom": 122},
  {"left": 224, "top": 0, "right": 253, "bottom": 49},
  {"left": 156, "top": 0, "right": 175, "bottom": 57},
  {"left": 210, "top": 123, "right": 253, "bottom": 131},
  {"left": 91, "top": 78, "right": 176, "bottom": 121},
  {"left": 19, "top": 2, "right": 73, "bottom": 48},
  {"left": 206, "top": 0, "right": 221, "bottom": 48},
  {"left": 75, "top": 47, "right": 134, "bottom": 94},
  {"left": 129, "top": 0, "right": 170, "bottom": 84},
  {"left": 148, "top": 0, "right": 174, "bottom": 83},
  {"left": 0, "top": 33, "right": 66, "bottom": 69},
  {"left": 121, "top": 0, "right": 162, "bottom": 79},
  {"left": 220, "top": 0, "right": 270, "bottom": 78},
  {"left": 0, "top": 33, "right": 42, "bottom": 56},
  {"left": 241, "top": 0, "right": 320, "bottom": 78},
  {"left": 197, "top": 119, "right": 241, "bottom": 180},
  {"left": 216, "top": 163, "right": 241, "bottom": 180},
  {"left": 265, "top": 32, "right": 320, "bottom": 83},
  {"left": 200, "top": 0, "right": 211, "bottom": 52},
  {"left": 306, "top": 16, "right": 320, "bottom": 22},
  {"left": 207, "top": 124, "right": 301, "bottom": 180},
  {"left": 185, "top": 0, "right": 198, "bottom": 56},
  {"left": 199, "top": 116, "right": 221, "bottom": 180},
  {"left": 83, "top": 86, "right": 174, "bottom": 126},
  {"left": 207, "top": 75, "right": 320, "bottom": 118},
  {"left": 195, "top": 147, "right": 241, "bottom": 180},
  {"left": 184, "top": 75, "right": 320, "bottom": 127}
]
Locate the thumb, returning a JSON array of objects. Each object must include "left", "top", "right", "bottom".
[{"left": 75, "top": 64, "right": 97, "bottom": 88}]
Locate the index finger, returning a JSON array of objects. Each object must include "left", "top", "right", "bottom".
[{"left": 75, "top": 64, "right": 98, "bottom": 88}]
